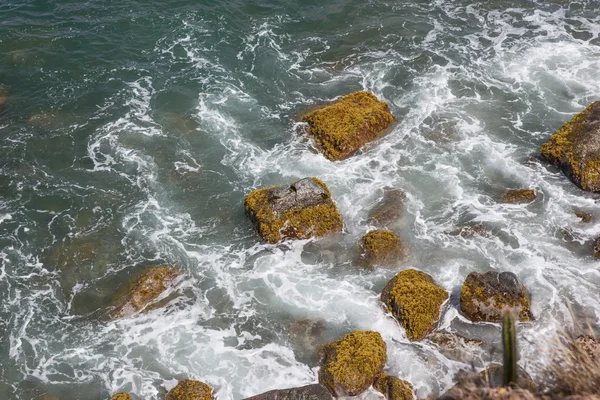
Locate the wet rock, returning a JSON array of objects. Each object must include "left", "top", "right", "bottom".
[
  {"left": 109, "top": 266, "right": 179, "bottom": 319},
  {"left": 499, "top": 189, "right": 536, "bottom": 204},
  {"left": 166, "top": 379, "right": 213, "bottom": 400},
  {"left": 575, "top": 211, "right": 593, "bottom": 223},
  {"left": 244, "top": 177, "right": 343, "bottom": 243},
  {"left": 109, "top": 394, "right": 132, "bottom": 400},
  {"left": 438, "top": 369, "right": 537, "bottom": 400},
  {"left": 446, "top": 223, "right": 487, "bottom": 238},
  {"left": 318, "top": 330, "right": 387, "bottom": 397},
  {"left": 243, "top": 384, "right": 332, "bottom": 400},
  {"left": 429, "top": 332, "right": 484, "bottom": 364},
  {"left": 480, "top": 365, "right": 537, "bottom": 392},
  {"left": 358, "top": 229, "right": 405, "bottom": 268},
  {"left": 0, "top": 85, "right": 8, "bottom": 106},
  {"left": 367, "top": 188, "right": 406, "bottom": 227},
  {"left": 381, "top": 269, "right": 448, "bottom": 341},
  {"left": 576, "top": 335, "right": 600, "bottom": 360},
  {"left": 540, "top": 101, "right": 600, "bottom": 192},
  {"left": 302, "top": 91, "right": 395, "bottom": 161},
  {"left": 593, "top": 236, "right": 600, "bottom": 259},
  {"left": 374, "top": 374, "right": 414, "bottom": 400},
  {"left": 460, "top": 271, "right": 533, "bottom": 322},
  {"left": 287, "top": 318, "right": 327, "bottom": 366}
]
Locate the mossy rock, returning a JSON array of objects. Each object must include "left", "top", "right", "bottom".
[
  {"left": 499, "top": 189, "right": 536, "bottom": 204},
  {"left": 166, "top": 379, "right": 213, "bottom": 400},
  {"left": 593, "top": 236, "right": 600, "bottom": 259},
  {"left": 242, "top": 384, "right": 332, "bottom": 400},
  {"left": 302, "top": 91, "right": 395, "bottom": 161},
  {"left": 381, "top": 269, "right": 448, "bottom": 341},
  {"left": 540, "top": 102, "right": 600, "bottom": 192},
  {"left": 244, "top": 177, "right": 343, "bottom": 243},
  {"left": 109, "top": 394, "right": 132, "bottom": 400},
  {"left": 318, "top": 330, "right": 387, "bottom": 397},
  {"left": 109, "top": 266, "right": 179, "bottom": 319},
  {"left": 367, "top": 188, "right": 405, "bottom": 227},
  {"left": 374, "top": 374, "right": 414, "bottom": 400},
  {"left": 358, "top": 229, "right": 406, "bottom": 268},
  {"left": 460, "top": 271, "right": 533, "bottom": 322}
]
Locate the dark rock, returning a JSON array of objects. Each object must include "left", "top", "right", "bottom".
[
  {"left": 480, "top": 365, "right": 537, "bottom": 392},
  {"left": 381, "top": 269, "right": 448, "bottom": 341},
  {"left": 243, "top": 384, "right": 332, "bottom": 400},
  {"left": 357, "top": 229, "right": 406, "bottom": 268},
  {"left": 593, "top": 236, "right": 600, "bottom": 259},
  {"left": 0, "top": 85, "right": 8, "bottom": 106},
  {"left": 576, "top": 335, "right": 600, "bottom": 360},
  {"left": 318, "top": 330, "right": 386, "bottom": 397},
  {"left": 460, "top": 271, "right": 533, "bottom": 322},
  {"left": 301, "top": 91, "right": 395, "bottom": 161},
  {"left": 373, "top": 374, "right": 414, "bottom": 400},
  {"left": 575, "top": 211, "right": 593, "bottom": 223},
  {"left": 244, "top": 177, "right": 343, "bottom": 243},
  {"left": 287, "top": 318, "right": 327, "bottom": 366},
  {"left": 438, "top": 368, "right": 537, "bottom": 400},
  {"left": 367, "top": 188, "right": 406, "bottom": 227},
  {"left": 166, "top": 379, "right": 213, "bottom": 400},
  {"left": 499, "top": 189, "right": 536, "bottom": 204},
  {"left": 540, "top": 101, "right": 600, "bottom": 192},
  {"left": 446, "top": 223, "right": 487, "bottom": 238}
]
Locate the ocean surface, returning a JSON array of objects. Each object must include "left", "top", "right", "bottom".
[{"left": 1, "top": 0, "right": 599, "bottom": 399}]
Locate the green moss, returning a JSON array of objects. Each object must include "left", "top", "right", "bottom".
[
  {"left": 244, "top": 177, "right": 343, "bottom": 243},
  {"left": 460, "top": 276, "right": 532, "bottom": 322},
  {"left": 381, "top": 269, "right": 448, "bottom": 341},
  {"left": 360, "top": 229, "right": 405, "bottom": 267},
  {"left": 540, "top": 102, "right": 600, "bottom": 191},
  {"left": 166, "top": 379, "right": 213, "bottom": 400},
  {"left": 499, "top": 189, "right": 536, "bottom": 204},
  {"left": 302, "top": 91, "right": 395, "bottom": 161},
  {"left": 319, "top": 330, "right": 387, "bottom": 396},
  {"left": 109, "top": 394, "right": 131, "bottom": 400},
  {"left": 374, "top": 374, "right": 414, "bottom": 400}
]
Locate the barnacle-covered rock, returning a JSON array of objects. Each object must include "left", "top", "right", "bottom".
[
  {"left": 302, "top": 91, "right": 395, "bottom": 161},
  {"left": 499, "top": 189, "right": 536, "bottom": 204},
  {"left": 540, "top": 102, "right": 600, "bottom": 192},
  {"left": 244, "top": 177, "right": 343, "bottom": 243},
  {"left": 318, "top": 330, "right": 387, "bottom": 397},
  {"left": 460, "top": 271, "right": 533, "bottom": 322},
  {"left": 367, "top": 188, "right": 405, "bottom": 227},
  {"left": 109, "top": 266, "right": 178, "bottom": 319},
  {"left": 381, "top": 269, "right": 448, "bottom": 341},
  {"left": 243, "top": 384, "right": 332, "bottom": 400},
  {"left": 166, "top": 379, "right": 213, "bottom": 400},
  {"left": 358, "top": 229, "right": 405, "bottom": 268},
  {"left": 374, "top": 374, "right": 414, "bottom": 400}
]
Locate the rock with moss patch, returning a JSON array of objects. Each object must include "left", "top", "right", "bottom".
[
  {"left": 358, "top": 229, "right": 405, "bottom": 268},
  {"left": 109, "top": 394, "right": 132, "bottom": 400},
  {"left": 367, "top": 188, "right": 405, "bottom": 227},
  {"left": 245, "top": 177, "right": 343, "bottom": 243},
  {"left": 302, "top": 91, "right": 395, "bottom": 161},
  {"left": 499, "top": 189, "right": 536, "bottom": 204},
  {"left": 166, "top": 379, "right": 213, "bottom": 400},
  {"left": 109, "top": 266, "right": 179, "bottom": 319},
  {"left": 243, "top": 384, "right": 332, "bottom": 400},
  {"left": 540, "top": 102, "right": 600, "bottom": 192},
  {"left": 318, "top": 330, "right": 387, "bottom": 397},
  {"left": 381, "top": 269, "right": 448, "bottom": 341},
  {"left": 374, "top": 374, "right": 414, "bottom": 400},
  {"left": 460, "top": 271, "right": 533, "bottom": 322}
]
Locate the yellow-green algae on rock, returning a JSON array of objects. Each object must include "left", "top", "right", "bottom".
[
  {"left": 244, "top": 177, "right": 343, "bottom": 243},
  {"left": 109, "top": 394, "right": 132, "bottom": 400},
  {"left": 358, "top": 229, "right": 405, "bottom": 268},
  {"left": 302, "top": 91, "right": 395, "bottom": 161},
  {"left": 499, "top": 189, "right": 536, "bottom": 204},
  {"left": 381, "top": 269, "right": 448, "bottom": 341},
  {"left": 540, "top": 101, "right": 600, "bottom": 192},
  {"left": 318, "top": 330, "right": 387, "bottom": 397},
  {"left": 166, "top": 379, "right": 213, "bottom": 400},
  {"left": 374, "top": 374, "right": 414, "bottom": 400},
  {"left": 109, "top": 266, "right": 178, "bottom": 319}
]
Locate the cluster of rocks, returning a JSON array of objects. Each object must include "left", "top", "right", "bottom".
[{"left": 105, "top": 94, "right": 600, "bottom": 399}]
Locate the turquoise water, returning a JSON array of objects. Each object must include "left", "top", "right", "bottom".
[{"left": 1, "top": 0, "right": 599, "bottom": 399}]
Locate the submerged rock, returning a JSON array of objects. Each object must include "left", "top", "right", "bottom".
[
  {"left": 540, "top": 101, "right": 600, "bottom": 192},
  {"left": 367, "top": 188, "right": 406, "bottom": 227},
  {"left": 374, "top": 374, "right": 414, "bottom": 400},
  {"left": 593, "top": 236, "right": 600, "bottom": 259},
  {"left": 358, "top": 229, "right": 405, "bottom": 268},
  {"left": 109, "top": 266, "right": 178, "bottom": 319},
  {"left": 0, "top": 85, "right": 8, "bottom": 106},
  {"left": 499, "top": 189, "right": 536, "bottom": 204},
  {"left": 109, "top": 394, "right": 131, "bottom": 400},
  {"left": 302, "top": 91, "right": 395, "bottom": 161},
  {"left": 166, "top": 379, "right": 213, "bottom": 400},
  {"left": 244, "top": 177, "right": 343, "bottom": 243},
  {"left": 446, "top": 223, "right": 487, "bottom": 238},
  {"left": 429, "top": 332, "right": 484, "bottom": 364},
  {"left": 381, "top": 269, "right": 448, "bottom": 341},
  {"left": 287, "top": 318, "right": 327, "bottom": 366},
  {"left": 460, "top": 271, "right": 533, "bottom": 322},
  {"left": 318, "top": 330, "right": 386, "bottom": 397},
  {"left": 243, "top": 384, "right": 332, "bottom": 400}
]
